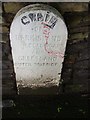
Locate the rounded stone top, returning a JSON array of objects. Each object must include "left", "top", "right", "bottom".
[
  {"left": 10, "top": 4, "right": 68, "bottom": 92},
  {"left": 14, "top": 4, "right": 63, "bottom": 20}
]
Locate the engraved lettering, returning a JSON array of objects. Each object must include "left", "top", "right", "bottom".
[
  {"left": 21, "top": 12, "right": 58, "bottom": 29},
  {"left": 37, "top": 13, "right": 44, "bottom": 21},
  {"left": 28, "top": 13, "right": 36, "bottom": 22},
  {"left": 21, "top": 16, "right": 30, "bottom": 25}
]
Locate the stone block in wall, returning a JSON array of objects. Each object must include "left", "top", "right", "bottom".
[
  {"left": 69, "top": 26, "right": 88, "bottom": 34},
  {"left": 0, "top": 34, "right": 2, "bottom": 43},
  {"left": 2, "top": 49, "right": 9, "bottom": 60},
  {"left": 3, "top": 13, "right": 15, "bottom": 24},
  {"left": 0, "top": 15, "right": 4, "bottom": 24},
  {"left": 0, "top": 52, "right": 1, "bottom": 61},
  {"left": 66, "top": 40, "right": 88, "bottom": 54},
  {"left": 1, "top": 33, "right": 9, "bottom": 43},
  {"left": 75, "top": 40, "right": 88, "bottom": 50},
  {"left": 68, "top": 16, "right": 83, "bottom": 28},
  {"left": 0, "top": 25, "right": 9, "bottom": 33},
  {"left": 2, "top": 42, "right": 11, "bottom": 55},
  {"left": 64, "top": 12, "right": 89, "bottom": 28},
  {"left": 4, "top": 3, "right": 27, "bottom": 14},
  {"left": 57, "top": 3, "right": 88, "bottom": 13},
  {"left": 0, "top": 2, "right": 2, "bottom": 14},
  {"left": 69, "top": 32, "right": 88, "bottom": 41}
]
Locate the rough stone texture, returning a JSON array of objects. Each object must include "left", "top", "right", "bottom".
[
  {"left": 2, "top": 13, "right": 15, "bottom": 25},
  {"left": 3, "top": 3, "right": 27, "bottom": 14},
  {"left": 66, "top": 14, "right": 90, "bottom": 27},
  {"left": 0, "top": 2, "right": 2, "bottom": 14},
  {"left": 1, "top": 2, "right": 89, "bottom": 95},
  {"left": 69, "top": 33, "right": 88, "bottom": 41},
  {"left": 57, "top": 3, "right": 88, "bottom": 13},
  {"left": 1, "top": 33, "right": 9, "bottom": 43},
  {"left": 0, "top": 16, "right": 4, "bottom": 24},
  {"left": 0, "top": 26, "right": 9, "bottom": 33}
]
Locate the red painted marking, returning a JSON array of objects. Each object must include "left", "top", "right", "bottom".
[{"left": 42, "top": 22, "right": 64, "bottom": 58}]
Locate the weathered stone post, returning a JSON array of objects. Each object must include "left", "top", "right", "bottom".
[{"left": 10, "top": 4, "right": 68, "bottom": 95}]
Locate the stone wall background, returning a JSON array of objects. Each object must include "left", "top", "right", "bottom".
[{"left": 0, "top": 2, "right": 89, "bottom": 95}]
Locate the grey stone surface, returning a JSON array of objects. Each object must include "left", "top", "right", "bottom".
[{"left": 10, "top": 4, "right": 68, "bottom": 93}]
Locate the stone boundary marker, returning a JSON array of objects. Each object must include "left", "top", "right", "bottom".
[
  {"left": 1, "top": 2, "right": 89, "bottom": 95},
  {"left": 10, "top": 4, "right": 68, "bottom": 94}
]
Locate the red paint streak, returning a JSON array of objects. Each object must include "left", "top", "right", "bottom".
[{"left": 42, "top": 22, "right": 64, "bottom": 58}]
